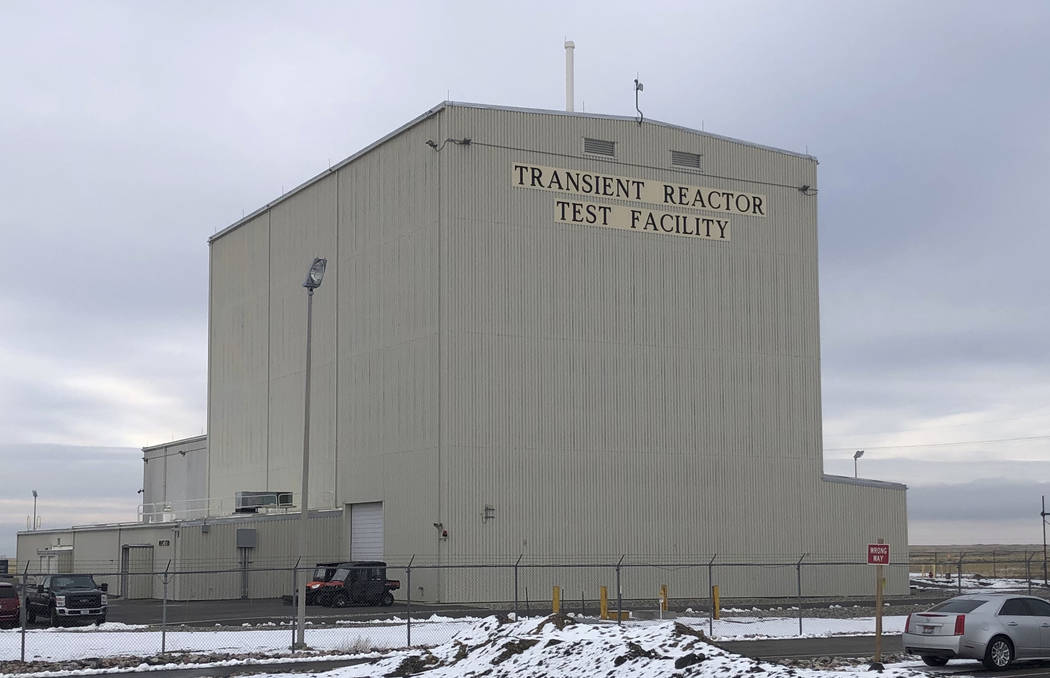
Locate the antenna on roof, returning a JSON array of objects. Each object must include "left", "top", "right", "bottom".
[
  {"left": 564, "top": 40, "right": 575, "bottom": 112},
  {"left": 634, "top": 77, "right": 644, "bottom": 125}
]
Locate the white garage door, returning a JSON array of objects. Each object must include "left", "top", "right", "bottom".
[{"left": 350, "top": 502, "right": 384, "bottom": 560}]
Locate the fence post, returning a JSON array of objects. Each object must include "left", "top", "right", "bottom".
[
  {"left": 1027, "top": 552, "right": 1034, "bottom": 594},
  {"left": 992, "top": 550, "right": 997, "bottom": 578},
  {"left": 162, "top": 560, "right": 171, "bottom": 654},
  {"left": 615, "top": 555, "right": 624, "bottom": 626},
  {"left": 406, "top": 555, "right": 414, "bottom": 648},
  {"left": 707, "top": 554, "right": 717, "bottom": 637},
  {"left": 290, "top": 557, "right": 301, "bottom": 651},
  {"left": 20, "top": 562, "right": 29, "bottom": 662},
  {"left": 796, "top": 553, "right": 806, "bottom": 636},
  {"left": 957, "top": 552, "right": 965, "bottom": 595},
  {"left": 513, "top": 553, "right": 522, "bottom": 619}
]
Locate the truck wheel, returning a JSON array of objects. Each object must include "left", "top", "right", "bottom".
[
  {"left": 381, "top": 591, "right": 394, "bottom": 607},
  {"left": 26, "top": 607, "right": 36, "bottom": 624},
  {"left": 95, "top": 616, "right": 106, "bottom": 625},
  {"left": 48, "top": 606, "right": 60, "bottom": 628},
  {"left": 331, "top": 592, "right": 350, "bottom": 608}
]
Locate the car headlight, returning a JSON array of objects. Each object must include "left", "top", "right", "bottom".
[
  {"left": 54, "top": 595, "right": 66, "bottom": 607},
  {"left": 310, "top": 584, "right": 320, "bottom": 589},
  {"left": 101, "top": 594, "right": 107, "bottom": 605}
]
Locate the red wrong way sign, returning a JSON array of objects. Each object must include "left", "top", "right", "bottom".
[{"left": 867, "top": 543, "right": 890, "bottom": 564}]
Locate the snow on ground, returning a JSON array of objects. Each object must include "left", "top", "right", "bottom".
[
  {"left": 0, "top": 620, "right": 472, "bottom": 663},
  {"left": 0, "top": 613, "right": 905, "bottom": 663},
  {"left": 676, "top": 614, "right": 906, "bottom": 640},
  {"left": 233, "top": 615, "right": 928, "bottom": 678},
  {"left": 909, "top": 571, "right": 1032, "bottom": 592}
]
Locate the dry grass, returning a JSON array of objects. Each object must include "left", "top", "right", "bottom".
[{"left": 909, "top": 544, "right": 1047, "bottom": 578}]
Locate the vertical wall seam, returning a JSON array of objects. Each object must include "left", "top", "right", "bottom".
[
  {"left": 335, "top": 170, "right": 340, "bottom": 509},
  {"left": 266, "top": 211, "right": 272, "bottom": 492}
]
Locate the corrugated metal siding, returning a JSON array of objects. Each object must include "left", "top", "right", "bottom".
[
  {"left": 432, "top": 104, "right": 904, "bottom": 600},
  {"left": 334, "top": 116, "right": 443, "bottom": 601},
  {"left": 266, "top": 178, "right": 338, "bottom": 510},
  {"left": 173, "top": 511, "right": 343, "bottom": 600},
  {"left": 209, "top": 215, "right": 271, "bottom": 514}
]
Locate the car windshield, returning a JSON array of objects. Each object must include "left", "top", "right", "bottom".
[
  {"left": 928, "top": 599, "right": 988, "bottom": 613},
  {"left": 51, "top": 575, "right": 97, "bottom": 590},
  {"left": 0, "top": 586, "right": 15, "bottom": 599},
  {"left": 332, "top": 568, "right": 350, "bottom": 581}
]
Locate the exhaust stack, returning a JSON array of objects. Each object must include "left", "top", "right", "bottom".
[{"left": 564, "top": 40, "right": 575, "bottom": 112}]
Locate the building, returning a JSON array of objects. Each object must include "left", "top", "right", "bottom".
[{"left": 18, "top": 101, "right": 908, "bottom": 601}]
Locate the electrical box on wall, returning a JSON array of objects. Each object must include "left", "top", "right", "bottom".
[{"left": 235, "top": 528, "right": 257, "bottom": 548}]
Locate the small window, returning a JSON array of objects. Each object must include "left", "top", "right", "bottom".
[
  {"left": 671, "top": 150, "right": 702, "bottom": 170},
  {"left": 584, "top": 137, "right": 615, "bottom": 157},
  {"left": 1028, "top": 598, "right": 1050, "bottom": 617},
  {"left": 0, "top": 586, "right": 15, "bottom": 599}
]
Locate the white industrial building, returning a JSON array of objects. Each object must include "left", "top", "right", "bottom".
[{"left": 18, "top": 100, "right": 908, "bottom": 602}]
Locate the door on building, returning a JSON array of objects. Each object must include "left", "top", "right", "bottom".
[
  {"left": 121, "top": 545, "right": 155, "bottom": 599},
  {"left": 349, "top": 502, "right": 384, "bottom": 561}
]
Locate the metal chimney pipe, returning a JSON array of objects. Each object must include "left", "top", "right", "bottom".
[{"left": 564, "top": 40, "right": 575, "bottom": 112}]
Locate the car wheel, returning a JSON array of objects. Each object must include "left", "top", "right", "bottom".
[
  {"left": 381, "top": 591, "right": 394, "bottom": 607},
  {"left": 331, "top": 592, "right": 350, "bottom": 608},
  {"left": 921, "top": 656, "right": 948, "bottom": 667},
  {"left": 983, "top": 636, "right": 1014, "bottom": 670},
  {"left": 26, "top": 607, "right": 36, "bottom": 624}
]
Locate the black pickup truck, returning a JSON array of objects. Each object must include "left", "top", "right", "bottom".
[{"left": 26, "top": 574, "right": 108, "bottom": 626}]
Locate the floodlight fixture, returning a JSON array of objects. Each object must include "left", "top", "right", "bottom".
[{"left": 303, "top": 257, "right": 327, "bottom": 289}]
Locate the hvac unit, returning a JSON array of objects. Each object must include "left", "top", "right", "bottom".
[{"left": 235, "top": 491, "right": 294, "bottom": 513}]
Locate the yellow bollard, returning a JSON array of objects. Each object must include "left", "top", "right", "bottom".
[
  {"left": 660, "top": 584, "right": 668, "bottom": 612},
  {"left": 599, "top": 585, "right": 609, "bottom": 620},
  {"left": 712, "top": 584, "right": 720, "bottom": 620},
  {"left": 552, "top": 585, "right": 561, "bottom": 614}
]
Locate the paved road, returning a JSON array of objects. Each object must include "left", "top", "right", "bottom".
[{"left": 724, "top": 635, "right": 1050, "bottom": 678}]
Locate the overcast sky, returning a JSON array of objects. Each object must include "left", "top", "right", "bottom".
[{"left": 2, "top": 1, "right": 1049, "bottom": 557}]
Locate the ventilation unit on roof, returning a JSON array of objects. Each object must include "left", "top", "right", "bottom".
[
  {"left": 671, "top": 150, "right": 702, "bottom": 170},
  {"left": 583, "top": 137, "right": 615, "bottom": 157},
  {"left": 235, "top": 491, "right": 293, "bottom": 513}
]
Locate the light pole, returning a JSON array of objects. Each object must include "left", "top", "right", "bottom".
[
  {"left": 853, "top": 450, "right": 864, "bottom": 479},
  {"left": 295, "top": 257, "right": 326, "bottom": 649},
  {"left": 32, "top": 490, "right": 38, "bottom": 530}
]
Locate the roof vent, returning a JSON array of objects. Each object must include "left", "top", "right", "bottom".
[
  {"left": 583, "top": 137, "right": 615, "bottom": 157},
  {"left": 671, "top": 150, "right": 702, "bottom": 170}
]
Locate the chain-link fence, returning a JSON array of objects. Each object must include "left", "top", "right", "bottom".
[{"left": 2, "top": 555, "right": 1048, "bottom": 668}]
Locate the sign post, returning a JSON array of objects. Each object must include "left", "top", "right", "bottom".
[{"left": 868, "top": 539, "right": 889, "bottom": 664}]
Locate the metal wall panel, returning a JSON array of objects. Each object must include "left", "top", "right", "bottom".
[
  {"left": 430, "top": 104, "right": 905, "bottom": 600},
  {"left": 172, "top": 510, "right": 343, "bottom": 600},
  {"left": 209, "top": 215, "right": 271, "bottom": 514},
  {"left": 141, "top": 436, "right": 208, "bottom": 522},
  {"left": 334, "top": 116, "right": 443, "bottom": 601}
]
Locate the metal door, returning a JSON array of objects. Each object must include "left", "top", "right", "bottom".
[
  {"left": 121, "top": 545, "right": 154, "bottom": 599},
  {"left": 350, "top": 502, "right": 384, "bottom": 560}
]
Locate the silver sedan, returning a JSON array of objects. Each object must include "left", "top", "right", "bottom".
[{"left": 903, "top": 593, "right": 1050, "bottom": 669}]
